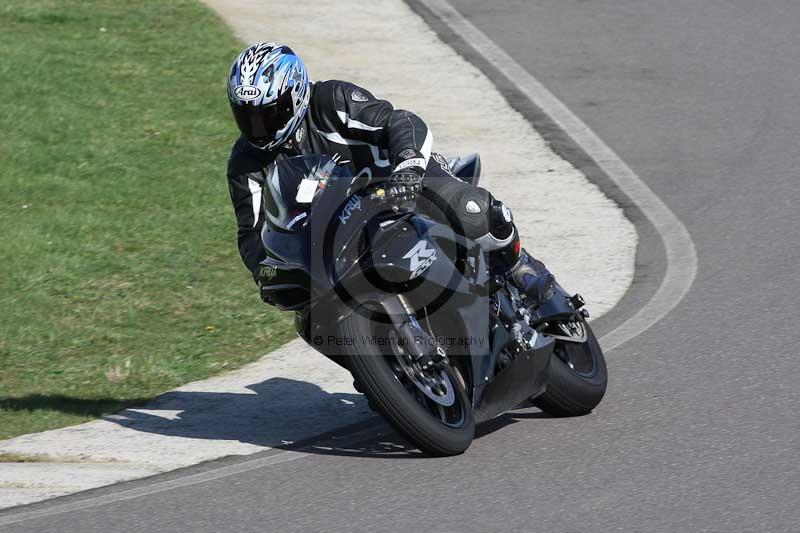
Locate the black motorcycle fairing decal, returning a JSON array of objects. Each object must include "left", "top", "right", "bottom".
[{"left": 327, "top": 211, "right": 488, "bottom": 324}]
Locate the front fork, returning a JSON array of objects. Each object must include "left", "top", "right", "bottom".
[{"left": 382, "top": 294, "right": 447, "bottom": 370}]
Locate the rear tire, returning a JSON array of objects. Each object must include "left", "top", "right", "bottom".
[
  {"left": 533, "top": 318, "right": 607, "bottom": 417},
  {"left": 338, "top": 307, "right": 475, "bottom": 456}
]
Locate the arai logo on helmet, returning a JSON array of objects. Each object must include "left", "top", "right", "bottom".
[{"left": 234, "top": 85, "right": 262, "bottom": 101}]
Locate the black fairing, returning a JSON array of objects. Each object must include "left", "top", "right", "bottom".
[
  {"left": 259, "top": 155, "right": 556, "bottom": 423},
  {"left": 259, "top": 155, "right": 489, "bottom": 317},
  {"left": 258, "top": 155, "right": 340, "bottom": 310}
]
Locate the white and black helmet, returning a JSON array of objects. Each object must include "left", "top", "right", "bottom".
[{"left": 228, "top": 43, "right": 310, "bottom": 150}]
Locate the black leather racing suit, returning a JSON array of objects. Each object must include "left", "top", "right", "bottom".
[{"left": 227, "top": 80, "right": 518, "bottom": 281}]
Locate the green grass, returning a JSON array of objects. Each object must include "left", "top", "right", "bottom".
[{"left": 0, "top": 0, "right": 295, "bottom": 439}]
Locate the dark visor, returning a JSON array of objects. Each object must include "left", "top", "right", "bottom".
[{"left": 231, "top": 90, "right": 294, "bottom": 148}]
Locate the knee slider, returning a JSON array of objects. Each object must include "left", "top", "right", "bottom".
[
  {"left": 465, "top": 193, "right": 517, "bottom": 253},
  {"left": 454, "top": 187, "right": 493, "bottom": 240},
  {"left": 474, "top": 197, "right": 515, "bottom": 249}
]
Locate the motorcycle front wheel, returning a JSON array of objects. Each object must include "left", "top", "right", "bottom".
[
  {"left": 533, "top": 316, "right": 607, "bottom": 416},
  {"left": 337, "top": 305, "right": 475, "bottom": 456}
]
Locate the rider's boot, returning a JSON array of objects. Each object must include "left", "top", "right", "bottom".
[
  {"left": 482, "top": 200, "right": 555, "bottom": 305},
  {"left": 509, "top": 248, "right": 556, "bottom": 305}
]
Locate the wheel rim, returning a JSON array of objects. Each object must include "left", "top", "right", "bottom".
[
  {"left": 393, "top": 350, "right": 456, "bottom": 406},
  {"left": 378, "top": 324, "right": 468, "bottom": 428}
]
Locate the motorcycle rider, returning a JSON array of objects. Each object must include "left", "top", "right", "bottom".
[{"left": 226, "top": 43, "right": 552, "bottom": 302}]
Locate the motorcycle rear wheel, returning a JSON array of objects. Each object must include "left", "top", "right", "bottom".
[
  {"left": 338, "top": 306, "right": 475, "bottom": 456},
  {"left": 533, "top": 317, "right": 607, "bottom": 416}
]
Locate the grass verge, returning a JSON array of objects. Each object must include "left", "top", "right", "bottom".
[{"left": 0, "top": 0, "right": 295, "bottom": 440}]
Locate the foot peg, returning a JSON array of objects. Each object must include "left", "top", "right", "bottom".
[{"left": 570, "top": 293, "right": 585, "bottom": 309}]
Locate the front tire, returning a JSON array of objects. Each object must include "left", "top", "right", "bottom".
[
  {"left": 338, "top": 306, "right": 475, "bottom": 456},
  {"left": 533, "top": 317, "right": 607, "bottom": 416}
]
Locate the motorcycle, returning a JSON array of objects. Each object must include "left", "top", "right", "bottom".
[{"left": 258, "top": 154, "right": 607, "bottom": 456}]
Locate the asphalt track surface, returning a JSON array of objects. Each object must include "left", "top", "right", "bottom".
[{"left": 3, "top": 1, "right": 799, "bottom": 530}]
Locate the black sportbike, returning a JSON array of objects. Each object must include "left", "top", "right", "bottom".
[{"left": 258, "top": 154, "right": 607, "bottom": 456}]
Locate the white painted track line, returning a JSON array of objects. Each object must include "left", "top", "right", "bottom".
[
  {"left": 0, "top": 424, "right": 387, "bottom": 526},
  {"left": 414, "top": 0, "right": 698, "bottom": 351}
]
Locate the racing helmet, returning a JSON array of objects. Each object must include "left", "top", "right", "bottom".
[{"left": 228, "top": 43, "right": 310, "bottom": 150}]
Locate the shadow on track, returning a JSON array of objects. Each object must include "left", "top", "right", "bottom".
[
  {"left": 93, "top": 377, "right": 552, "bottom": 459},
  {"left": 102, "top": 378, "right": 368, "bottom": 448},
  {"left": 301, "top": 407, "right": 554, "bottom": 459}
]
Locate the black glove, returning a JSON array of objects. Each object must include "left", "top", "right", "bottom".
[{"left": 387, "top": 167, "right": 424, "bottom": 203}]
